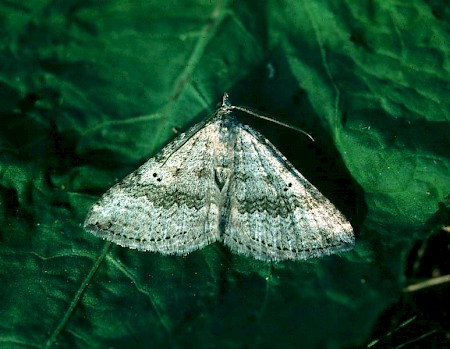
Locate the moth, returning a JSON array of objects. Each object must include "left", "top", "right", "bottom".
[{"left": 84, "top": 94, "right": 354, "bottom": 261}]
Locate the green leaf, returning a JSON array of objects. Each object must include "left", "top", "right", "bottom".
[{"left": 1, "top": 1, "right": 448, "bottom": 348}]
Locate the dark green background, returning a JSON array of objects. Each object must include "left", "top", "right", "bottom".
[{"left": 1, "top": 1, "right": 448, "bottom": 348}]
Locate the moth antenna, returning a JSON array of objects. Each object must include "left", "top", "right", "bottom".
[
  {"left": 222, "top": 92, "right": 314, "bottom": 142},
  {"left": 230, "top": 104, "right": 315, "bottom": 143}
]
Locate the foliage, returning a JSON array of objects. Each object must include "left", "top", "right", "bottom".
[{"left": 0, "top": 1, "right": 448, "bottom": 348}]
